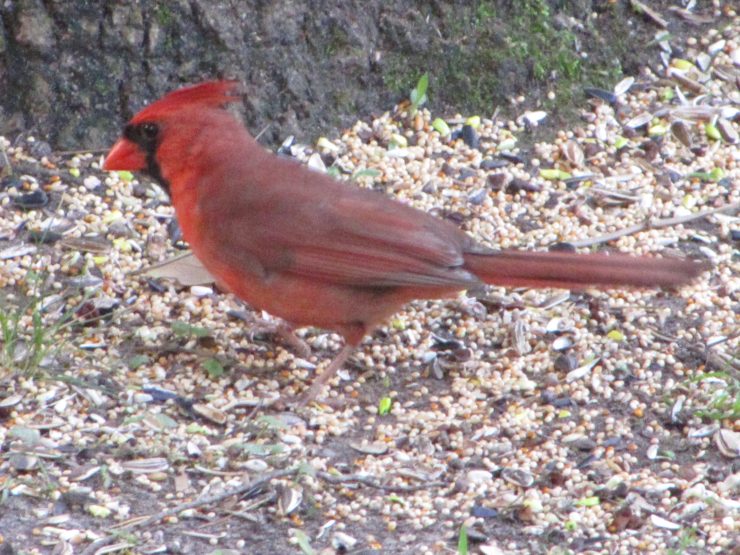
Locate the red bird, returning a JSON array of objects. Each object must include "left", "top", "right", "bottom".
[{"left": 104, "top": 81, "right": 705, "bottom": 402}]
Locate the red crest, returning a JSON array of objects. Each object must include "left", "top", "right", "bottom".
[{"left": 131, "top": 80, "right": 240, "bottom": 123}]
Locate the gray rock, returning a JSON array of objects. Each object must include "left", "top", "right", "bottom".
[{"left": 0, "top": 1, "right": 699, "bottom": 152}]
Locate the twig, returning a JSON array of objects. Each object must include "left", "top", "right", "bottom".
[
  {"left": 648, "top": 327, "right": 740, "bottom": 373},
  {"left": 79, "top": 468, "right": 297, "bottom": 555},
  {"left": 53, "top": 148, "right": 109, "bottom": 156},
  {"left": 630, "top": 0, "right": 668, "bottom": 28},
  {"left": 254, "top": 123, "right": 271, "bottom": 142},
  {"left": 566, "top": 202, "right": 739, "bottom": 248},
  {"left": 79, "top": 464, "right": 450, "bottom": 554},
  {"left": 0, "top": 145, "right": 11, "bottom": 178},
  {"left": 9, "top": 159, "right": 85, "bottom": 185},
  {"left": 317, "top": 471, "right": 446, "bottom": 492}
]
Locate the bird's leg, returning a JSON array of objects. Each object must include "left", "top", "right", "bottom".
[
  {"left": 241, "top": 315, "right": 311, "bottom": 359},
  {"left": 272, "top": 322, "right": 311, "bottom": 360},
  {"left": 297, "top": 343, "right": 355, "bottom": 406}
]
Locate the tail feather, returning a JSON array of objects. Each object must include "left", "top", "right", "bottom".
[{"left": 464, "top": 250, "right": 707, "bottom": 289}]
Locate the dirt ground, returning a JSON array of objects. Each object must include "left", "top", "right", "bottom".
[{"left": 0, "top": 3, "right": 738, "bottom": 555}]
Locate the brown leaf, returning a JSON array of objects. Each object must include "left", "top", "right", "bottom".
[{"left": 136, "top": 252, "right": 215, "bottom": 286}]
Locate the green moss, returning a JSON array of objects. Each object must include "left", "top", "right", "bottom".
[
  {"left": 154, "top": 4, "right": 174, "bottom": 27},
  {"left": 323, "top": 21, "right": 351, "bottom": 57},
  {"left": 332, "top": 88, "right": 357, "bottom": 114},
  {"left": 381, "top": 0, "right": 628, "bottom": 125},
  {"left": 475, "top": 1, "right": 496, "bottom": 23}
]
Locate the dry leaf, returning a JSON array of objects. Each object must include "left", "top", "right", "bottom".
[{"left": 136, "top": 252, "right": 215, "bottom": 286}]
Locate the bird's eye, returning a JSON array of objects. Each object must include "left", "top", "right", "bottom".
[{"left": 141, "top": 123, "right": 159, "bottom": 141}]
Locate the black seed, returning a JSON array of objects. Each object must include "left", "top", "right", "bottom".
[
  {"left": 441, "top": 162, "right": 456, "bottom": 176},
  {"left": 1, "top": 176, "right": 23, "bottom": 190},
  {"left": 541, "top": 390, "right": 557, "bottom": 404},
  {"left": 552, "top": 396, "right": 575, "bottom": 409},
  {"left": 602, "top": 437, "right": 622, "bottom": 448},
  {"left": 461, "top": 124, "right": 479, "bottom": 149},
  {"left": 28, "top": 229, "right": 62, "bottom": 244},
  {"left": 468, "top": 188, "right": 487, "bottom": 205},
  {"left": 584, "top": 87, "right": 618, "bottom": 104},
  {"left": 471, "top": 505, "right": 499, "bottom": 518},
  {"left": 13, "top": 189, "right": 48, "bottom": 209},
  {"left": 499, "top": 152, "right": 526, "bottom": 165},
  {"left": 667, "top": 170, "right": 683, "bottom": 183},
  {"left": 480, "top": 158, "right": 509, "bottom": 170},
  {"left": 487, "top": 173, "right": 508, "bottom": 191},
  {"left": 570, "top": 437, "right": 597, "bottom": 451},
  {"left": 277, "top": 135, "right": 295, "bottom": 155},
  {"left": 564, "top": 175, "right": 592, "bottom": 188},
  {"left": 549, "top": 242, "right": 577, "bottom": 253},
  {"left": 29, "top": 140, "right": 52, "bottom": 158},
  {"left": 146, "top": 279, "right": 167, "bottom": 293},
  {"left": 141, "top": 386, "right": 181, "bottom": 402},
  {"left": 421, "top": 180, "right": 437, "bottom": 194},
  {"left": 506, "top": 178, "right": 540, "bottom": 194},
  {"left": 167, "top": 219, "right": 183, "bottom": 244},
  {"left": 458, "top": 167, "right": 477, "bottom": 180},
  {"left": 554, "top": 353, "right": 577, "bottom": 372},
  {"left": 465, "top": 527, "right": 488, "bottom": 543},
  {"left": 576, "top": 454, "right": 598, "bottom": 468}
]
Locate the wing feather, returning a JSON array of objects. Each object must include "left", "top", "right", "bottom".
[{"left": 197, "top": 157, "right": 478, "bottom": 289}]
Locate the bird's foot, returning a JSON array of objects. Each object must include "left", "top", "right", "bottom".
[{"left": 289, "top": 343, "right": 356, "bottom": 408}]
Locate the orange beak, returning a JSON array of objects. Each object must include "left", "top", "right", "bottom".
[{"left": 103, "top": 138, "right": 147, "bottom": 171}]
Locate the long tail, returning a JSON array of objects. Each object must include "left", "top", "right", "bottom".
[{"left": 463, "top": 250, "right": 707, "bottom": 289}]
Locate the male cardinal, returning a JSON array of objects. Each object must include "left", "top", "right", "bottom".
[{"left": 104, "top": 81, "right": 705, "bottom": 402}]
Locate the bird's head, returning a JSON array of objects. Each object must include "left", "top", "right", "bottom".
[{"left": 103, "top": 80, "right": 242, "bottom": 193}]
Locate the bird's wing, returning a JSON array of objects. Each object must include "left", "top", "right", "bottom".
[{"left": 198, "top": 158, "right": 479, "bottom": 289}]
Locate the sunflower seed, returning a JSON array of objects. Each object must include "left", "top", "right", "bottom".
[
  {"left": 671, "top": 120, "right": 693, "bottom": 148},
  {"left": 0, "top": 394, "right": 23, "bottom": 408},
  {"left": 561, "top": 140, "right": 584, "bottom": 167},
  {"left": 613, "top": 76, "right": 635, "bottom": 96},
  {"left": 688, "top": 424, "right": 719, "bottom": 438},
  {"left": 349, "top": 441, "right": 388, "bottom": 455},
  {"left": 566, "top": 358, "right": 600, "bottom": 382},
  {"left": 277, "top": 486, "right": 303, "bottom": 515},
  {"left": 193, "top": 403, "right": 227, "bottom": 425},
  {"left": 715, "top": 429, "right": 739, "bottom": 458},
  {"left": 0, "top": 244, "right": 37, "bottom": 259},
  {"left": 716, "top": 118, "right": 738, "bottom": 144},
  {"left": 625, "top": 112, "right": 653, "bottom": 129},
  {"left": 501, "top": 468, "right": 534, "bottom": 488},
  {"left": 332, "top": 532, "right": 358, "bottom": 550},
  {"left": 121, "top": 457, "right": 169, "bottom": 474},
  {"left": 650, "top": 514, "right": 681, "bottom": 530},
  {"left": 552, "top": 336, "right": 573, "bottom": 351},
  {"left": 584, "top": 87, "right": 617, "bottom": 104}
]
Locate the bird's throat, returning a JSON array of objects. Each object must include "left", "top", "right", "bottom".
[{"left": 146, "top": 150, "right": 171, "bottom": 197}]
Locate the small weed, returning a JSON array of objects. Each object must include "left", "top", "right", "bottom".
[
  {"left": 201, "top": 357, "right": 225, "bottom": 379},
  {"left": 292, "top": 529, "right": 315, "bottom": 555},
  {"left": 381, "top": 0, "right": 637, "bottom": 131},
  {"left": 667, "top": 526, "right": 699, "bottom": 555},
  {"left": 171, "top": 320, "right": 210, "bottom": 339},
  {"left": 409, "top": 73, "right": 429, "bottom": 114},
  {"left": 690, "top": 369, "right": 740, "bottom": 422},
  {"left": 457, "top": 524, "right": 469, "bottom": 555},
  {"left": 0, "top": 281, "right": 75, "bottom": 375},
  {"left": 377, "top": 396, "right": 392, "bottom": 415},
  {"left": 351, "top": 167, "right": 380, "bottom": 180},
  {"left": 475, "top": 1, "right": 495, "bottom": 23}
]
